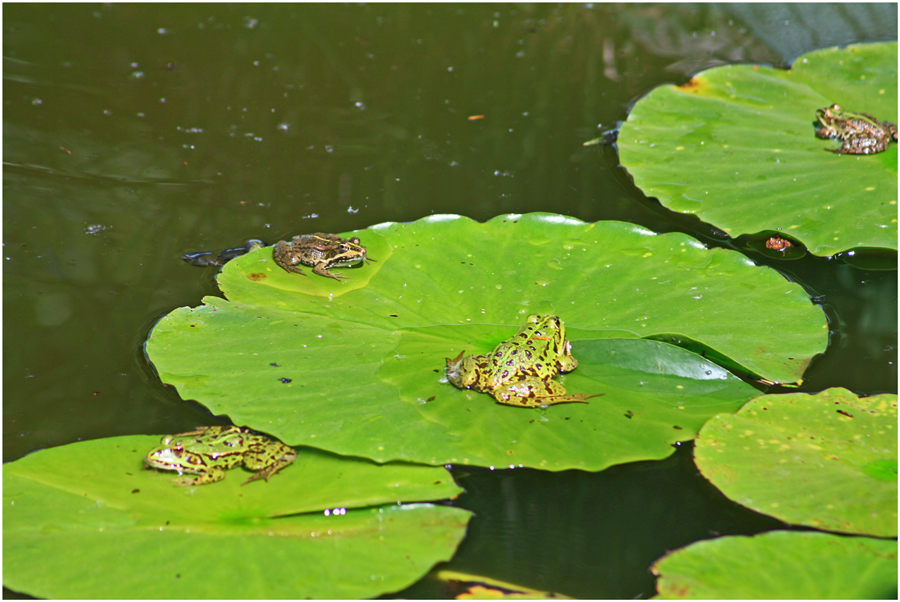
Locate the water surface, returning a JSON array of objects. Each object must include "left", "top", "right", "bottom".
[{"left": 4, "top": 4, "right": 896, "bottom": 598}]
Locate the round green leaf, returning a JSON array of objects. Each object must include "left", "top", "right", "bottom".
[
  {"left": 3, "top": 436, "right": 469, "bottom": 599},
  {"left": 652, "top": 531, "right": 898, "bottom": 599},
  {"left": 695, "top": 388, "right": 898, "bottom": 537},
  {"left": 146, "top": 214, "right": 826, "bottom": 470},
  {"left": 618, "top": 42, "right": 898, "bottom": 257}
]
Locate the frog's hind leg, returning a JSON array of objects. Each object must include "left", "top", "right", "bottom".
[
  {"left": 241, "top": 449, "right": 298, "bottom": 485},
  {"left": 534, "top": 393, "right": 603, "bottom": 406},
  {"left": 494, "top": 380, "right": 602, "bottom": 408},
  {"left": 495, "top": 392, "right": 599, "bottom": 407}
]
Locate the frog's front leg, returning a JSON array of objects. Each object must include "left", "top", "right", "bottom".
[
  {"left": 312, "top": 264, "right": 349, "bottom": 281},
  {"left": 557, "top": 341, "right": 579, "bottom": 374},
  {"left": 173, "top": 467, "right": 227, "bottom": 487}
]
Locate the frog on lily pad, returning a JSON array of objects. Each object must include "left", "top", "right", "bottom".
[
  {"left": 145, "top": 426, "right": 296, "bottom": 486},
  {"left": 273, "top": 232, "right": 376, "bottom": 280},
  {"left": 445, "top": 314, "right": 602, "bottom": 408},
  {"left": 815, "top": 104, "right": 898, "bottom": 155}
]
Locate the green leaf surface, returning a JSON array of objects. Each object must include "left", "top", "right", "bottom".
[
  {"left": 652, "top": 531, "right": 898, "bottom": 600},
  {"left": 147, "top": 214, "right": 826, "bottom": 469},
  {"left": 619, "top": 43, "right": 898, "bottom": 257},
  {"left": 3, "top": 436, "right": 469, "bottom": 599},
  {"left": 694, "top": 388, "right": 898, "bottom": 537}
]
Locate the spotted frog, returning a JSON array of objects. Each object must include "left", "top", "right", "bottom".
[
  {"left": 144, "top": 426, "right": 296, "bottom": 486},
  {"left": 445, "top": 314, "right": 602, "bottom": 407},
  {"left": 273, "top": 233, "right": 375, "bottom": 280},
  {"left": 815, "top": 104, "right": 898, "bottom": 154}
]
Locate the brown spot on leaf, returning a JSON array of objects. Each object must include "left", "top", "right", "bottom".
[{"left": 678, "top": 77, "right": 703, "bottom": 92}]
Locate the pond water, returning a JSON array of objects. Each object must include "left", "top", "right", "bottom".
[{"left": 4, "top": 4, "right": 897, "bottom": 598}]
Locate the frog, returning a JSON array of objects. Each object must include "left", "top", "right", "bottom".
[
  {"left": 765, "top": 235, "right": 793, "bottom": 252},
  {"left": 815, "top": 104, "right": 898, "bottom": 155},
  {"left": 144, "top": 426, "right": 297, "bottom": 486},
  {"left": 445, "top": 314, "right": 602, "bottom": 407},
  {"left": 272, "top": 233, "right": 375, "bottom": 280},
  {"left": 182, "top": 239, "right": 266, "bottom": 267}
]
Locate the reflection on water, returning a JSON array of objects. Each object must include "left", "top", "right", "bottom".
[
  {"left": 430, "top": 444, "right": 784, "bottom": 599},
  {"left": 3, "top": 3, "right": 896, "bottom": 598}
]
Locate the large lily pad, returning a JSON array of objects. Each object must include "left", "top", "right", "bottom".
[
  {"left": 652, "top": 530, "right": 898, "bottom": 599},
  {"left": 694, "top": 388, "right": 898, "bottom": 537},
  {"left": 146, "top": 214, "right": 826, "bottom": 470},
  {"left": 618, "top": 43, "right": 898, "bottom": 257},
  {"left": 3, "top": 436, "right": 468, "bottom": 599}
]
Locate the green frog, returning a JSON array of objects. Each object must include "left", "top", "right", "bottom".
[
  {"left": 273, "top": 233, "right": 375, "bottom": 280},
  {"left": 144, "top": 426, "right": 297, "bottom": 486},
  {"left": 815, "top": 104, "right": 898, "bottom": 155},
  {"left": 445, "top": 314, "right": 602, "bottom": 407}
]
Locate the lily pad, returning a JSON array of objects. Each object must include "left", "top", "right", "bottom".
[
  {"left": 694, "top": 388, "right": 898, "bottom": 537},
  {"left": 618, "top": 42, "right": 898, "bottom": 257},
  {"left": 146, "top": 214, "right": 826, "bottom": 470},
  {"left": 651, "top": 530, "right": 898, "bottom": 599},
  {"left": 3, "top": 436, "right": 469, "bottom": 599}
]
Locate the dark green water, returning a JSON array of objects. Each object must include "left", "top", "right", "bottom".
[{"left": 4, "top": 4, "right": 897, "bottom": 598}]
